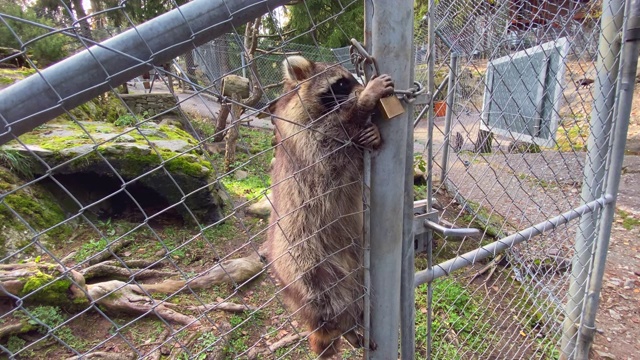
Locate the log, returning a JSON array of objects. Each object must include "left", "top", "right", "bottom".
[{"left": 222, "top": 75, "right": 250, "bottom": 99}]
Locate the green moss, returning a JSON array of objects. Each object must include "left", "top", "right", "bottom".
[
  {"left": 20, "top": 272, "right": 72, "bottom": 304},
  {"left": 4, "top": 186, "right": 69, "bottom": 239},
  {"left": 158, "top": 125, "right": 198, "bottom": 145},
  {"left": 0, "top": 167, "right": 71, "bottom": 256},
  {"left": 556, "top": 122, "right": 589, "bottom": 152},
  {"left": 109, "top": 147, "right": 211, "bottom": 178},
  {"left": 459, "top": 199, "right": 509, "bottom": 239}
]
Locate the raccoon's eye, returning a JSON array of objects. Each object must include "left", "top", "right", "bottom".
[{"left": 331, "top": 77, "right": 353, "bottom": 96}]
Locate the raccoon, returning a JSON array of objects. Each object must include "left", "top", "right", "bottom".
[{"left": 265, "top": 55, "right": 394, "bottom": 358}]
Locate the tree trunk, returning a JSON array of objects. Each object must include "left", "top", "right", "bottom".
[
  {"left": 224, "top": 93, "right": 242, "bottom": 172},
  {"left": 213, "top": 101, "right": 231, "bottom": 142},
  {"left": 475, "top": 129, "right": 493, "bottom": 153},
  {"left": 69, "top": 0, "right": 93, "bottom": 41}
]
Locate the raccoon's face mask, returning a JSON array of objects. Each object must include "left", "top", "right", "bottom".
[
  {"left": 318, "top": 75, "right": 360, "bottom": 111},
  {"left": 281, "top": 55, "right": 362, "bottom": 117}
]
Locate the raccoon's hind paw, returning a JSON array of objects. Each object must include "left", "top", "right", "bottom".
[
  {"left": 355, "top": 123, "right": 382, "bottom": 150},
  {"left": 343, "top": 330, "right": 377, "bottom": 352}
]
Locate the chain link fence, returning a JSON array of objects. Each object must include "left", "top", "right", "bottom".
[
  {"left": 0, "top": 0, "right": 377, "bottom": 358},
  {"left": 0, "top": 0, "right": 634, "bottom": 359},
  {"left": 412, "top": 0, "right": 628, "bottom": 359}
]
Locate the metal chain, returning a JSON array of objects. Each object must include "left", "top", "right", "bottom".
[{"left": 349, "top": 38, "right": 425, "bottom": 103}]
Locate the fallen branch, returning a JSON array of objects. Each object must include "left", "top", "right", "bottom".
[
  {"left": 263, "top": 81, "right": 284, "bottom": 90},
  {"left": 66, "top": 351, "right": 135, "bottom": 360},
  {"left": 0, "top": 322, "right": 30, "bottom": 338},
  {"left": 184, "top": 301, "right": 257, "bottom": 313},
  {"left": 87, "top": 280, "right": 200, "bottom": 327},
  {"left": 247, "top": 331, "right": 310, "bottom": 359},
  {"left": 139, "top": 254, "right": 264, "bottom": 294},
  {"left": 81, "top": 263, "right": 174, "bottom": 281},
  {"left": 1, "top": 254, "right": 263, "bottom": 327},
  {"left": 146, "top": 327, "right": 171, "bottom": 360}
]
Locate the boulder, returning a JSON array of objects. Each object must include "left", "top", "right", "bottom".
[
  {"left": 2, "top": 120, "right": 224, "bottom": 224},
  {"left": 245, "top": 196, "right": 272, "bottom": 218}
]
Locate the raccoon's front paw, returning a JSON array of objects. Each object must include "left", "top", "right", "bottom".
[
  {"left": 355, "top": 123, "right": 382, "bottom": 149},
  {"left": 358, "top": 74, "right": 395, "bottom": 113}
]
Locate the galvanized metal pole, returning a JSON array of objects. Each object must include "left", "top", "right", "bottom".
[
  {"left": 440, "top": 54, "right": 458, "bottom": 185},
  {"left": 575, "top": 0, "right": 640, "bottom": 357},
  {"left": 364, "top": 0, "right": 413, "bottom": 359},
  {"left": 400, "top": 44, "right": 416, "bottom": 360},
  {"left": 0, "top": 0, "right": 290, "bottom": 145},
  {"left": 426, "top": 1, "right": 436, "bottom": 358},
  {"left": 560, "top": 0, "right": 624, "bottom": 358}
]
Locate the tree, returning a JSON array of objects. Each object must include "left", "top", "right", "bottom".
[
  {"left": 284, "top": 0, "right": 363, "bottom": 48},
  {"left": 34, "top": 0, "right": 93, "bottom": 41},
  {"left": 0, "top": 1, "right": 70, "bottom": 66}
]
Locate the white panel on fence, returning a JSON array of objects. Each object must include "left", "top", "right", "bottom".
[{"left": 480, "top": 37, "right": 569, "bottom": 146}]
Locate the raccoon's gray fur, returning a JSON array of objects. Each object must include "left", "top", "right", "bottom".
[{"left": 265, "top": 55, "right": 394, "bottom": 358}]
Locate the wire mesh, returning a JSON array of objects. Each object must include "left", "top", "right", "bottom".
[
  {"left": 0, "top": 0, "right": 379, "bottom": 359},
  {"left": 0, "top": 0, "right": 627, "bottom": 358},
  {"left": 413, "top": 0, "right": 619, "bottom": 359}
]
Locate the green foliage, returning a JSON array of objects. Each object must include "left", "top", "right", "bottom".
[
  {"left": 27, "top": 305, "right": 65, "bottom": 329},
  {"left": 0, "top": 1, "right": 69, "bottom": 66},
  {"left": 414, "top": 154, "right": 427, "bottom": 173},
  {"left": 556, "top": 121, "right": 589, "bottom": 152},
  {"left": 285, "top": 0, "right": 363, "bottom": 48},
  {"left": 114, "top": 114, "right": 137, "bottom": 127},
  {"left": 26, "top": 305, "right": 89, "bottom": 351},
  {"left": 7, "top": 336, "right": 26, "bottom": 355},
  {"left": 416, "top": 278, "right": 494, "bottom": 359},
  {"left": 0, "top": 149, "right": 34, "bottom": 178},
  {"left": 74, "top": 237, "right": 109, "bottom": 261}
]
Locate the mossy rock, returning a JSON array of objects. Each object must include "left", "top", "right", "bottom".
[
  {"left": 2, "top": 120, "right": 224, "bottom": 225},
  {"left": 0, "top": 167, "right": 72, "bottom": 259}
]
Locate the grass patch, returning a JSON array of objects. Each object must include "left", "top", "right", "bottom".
[
  {"left": 22, "top": 306, "right": 90, "bottom": 352},
  {"left": 216, "top": 127, "right": 274, "bottom": 200},
  {"left": 416, "top": 277, "right": 495, "bottom": 359},
  {"left": 617, "top": 210, "right": 640, "bottom": 230},
  {"left": 74, "top": 237, "right": 108, "bottom": 262}
]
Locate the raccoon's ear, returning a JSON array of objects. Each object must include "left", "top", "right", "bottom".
[{"left": 283, "top": 56, "right": 314, "bottom": 82}]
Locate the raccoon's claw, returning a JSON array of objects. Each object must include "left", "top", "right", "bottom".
[
  {"left": 356, "top": 123, "right": 382, "bottom": 149},
  {"left": 359, "top": 74, "right": 395, "bottom": 113}
]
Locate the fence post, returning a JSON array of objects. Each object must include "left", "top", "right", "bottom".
[
  {"left": 440, "top": 53, "right": 458, "bottom": 184},
  {"left": 575, "top": 0, "right": 640, "bottom": 357},
  {"left": 400, "top": 33, "right": 417, "bottom": 360},
  {"left": 364, "top": 0, "right": 414, "bottom": 359},
  {"left": 560, "top": 0, "right": 624, "bottom": 358}
]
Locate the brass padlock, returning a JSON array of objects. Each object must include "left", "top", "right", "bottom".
[{"left": 378, "top": 95, "right": 405, "bottom": 120}]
